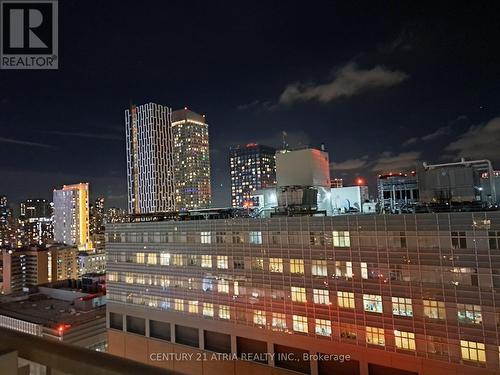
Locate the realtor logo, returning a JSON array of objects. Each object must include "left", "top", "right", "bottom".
[{"left": 1, "top": 0, "right": 58, "bottom": 69}]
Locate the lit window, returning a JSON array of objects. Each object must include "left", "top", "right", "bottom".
[
  {"left": 174, "top": 299, "right": 184, "bottom": 311},
  {"left": 218, "top": 279, "right": 229, "bottom": 293},
  {"left": 203, "top": 303, "right": 214, "bottom": 317},
  {"left": 337, "top": 291, "right": 355, "bottom": 309},
  {"left": 202, "top": 277, "right": 213, "bottom": 291},
  {"left": 394, "top": 330, "right": 416, "bottom": 350},
  {"left": 251, "top": 257, "right": 264, "bottom": 270},
  {"left": 423, "top": 300, "right": 446, "bottom": 319},
  {"left": 201, "top": 231, "right": 211, "bottom": 244},
  {"left": 290, "top": 259, "right": 304, "bottom": 274},
  {"left": 172, "top": 254, "right": 183, "bottom": 266},
  {"left": 233, "top": 281, "right": 239, "bottom": 295},
  {"left": 457, "top": 304, "right": 482, "bottom": 324},
  {"left": 125, "top": 272, "right": 133, "bottom": 284},
  {"left": 217, "top": 255, "right": 228, "bottom": 269},
  {"left": 363, "top": 294, "right": 383, "bottom": 313},
  {"left": 159, "top": 252, "right": 170, "bottom": 266},
  {"left": 136, "top": 274, "right": 145, "bottom": 284},
  {"left": 315, "top": 319, "right": 331, "bottom": 336},
  {"left": 366, "top": 326, "right": 385, "bottom": 346},
  {"left": 272, "top": 313, "right": 287, "bottom": 331},
  {"left": 392, "top": 297, "right": 413, "bottom": 317},
  {"left": 201, "top": 255, "right": 212, "bottom": 268},
  {"left": 291, "top": 286, "right": 306, "bottom": 302},
  {"left": 292, "top": 315, "right": 308, "bottom": 333},
  {"left": 249, "top": 231, "right": 262, "bottom": 244},
  {"left": 460, "top": 340, "right": 486, "bottom": 362},
  {"left": 188, "top": 300, "right": 199, "bottom": 314},
  {"left": 147, "top": 253, "right": 157, "bottom": 265},
  {"left": 135, "top": 252, "right": 145, "bottom": 263},
  {"left": 361, "top": 262, "right": 368, "bottom": 279},
  {"left": 313, "top": 289, "right": 330, "bottom": 304},
  {"left": 219, "top": 305, "right": 230, "bottom": 320},
  {"left": 312, "top": 260, "right": 327, "bottom": 276},
  {"left": 333, "top": 231, "right": 350, "bottom": 247},
  {"left": 253, "top": 310, "right": 266, "bottom": 326},
  {"left": 269, "top": 258, "right": 283, "bottom": 273}
]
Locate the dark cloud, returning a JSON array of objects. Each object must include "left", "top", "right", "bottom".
[
  {"left": 445, "top": 117, "right": 500, "bottom": 161},
  {"left": 279, "top": 63, "right": 408, "bottom": 105},
  {"left": 331, "top": 152, "right": 420, "bottom": 174},
  {"left": 371, "top": 151, "right": 421, "bottom": 172},
  {"left": 421, "top": 125, "right": 452, "bottom": 141},
  {"left": 331, "top": 156, "right": 369, "bottom": 171}
]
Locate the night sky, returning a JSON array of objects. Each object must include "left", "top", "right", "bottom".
[{"left": 1, "top": 1, "right": 500, "bottom": 210}]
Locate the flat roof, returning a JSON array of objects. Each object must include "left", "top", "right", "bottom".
[{"left": 0, "top": 294, "right": 105, "bottom": 329}]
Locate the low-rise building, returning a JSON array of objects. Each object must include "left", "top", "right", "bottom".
[{"left": 0, "top": 286, "right": 106, "bottom": 349}]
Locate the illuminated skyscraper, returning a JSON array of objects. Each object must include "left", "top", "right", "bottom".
[
  {"left": 53, "top": 183, "right": 90, "bottom": 248},
  {"left": 230, "top": 144, "right": 276, "bottom": 207},
  {"left": 0, "top": 195, "right": 15, "bottom": 247},
  {"left": 125, "top": 103, "right": 175, "bottom": 214},
  {"left": 171, "top": 108, "right": 211, "bottom": 210},
  {"left": 90, "top": 197, "right": 105, "bottom": 234}
]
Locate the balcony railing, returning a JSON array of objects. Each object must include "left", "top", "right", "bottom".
[{"left": 0, "top": 326, "right": 179, "bottom": 375}]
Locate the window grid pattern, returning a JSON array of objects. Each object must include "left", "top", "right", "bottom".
[{"left": 106, "top": 213, "right": 500, "bottom": 370}]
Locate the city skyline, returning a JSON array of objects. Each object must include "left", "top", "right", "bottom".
[
  {"left": 1, "top": 3, "right": 500, "bottom": 374},
  {"left": 1, "top": 1, "right": 500, "bottom": 209}
]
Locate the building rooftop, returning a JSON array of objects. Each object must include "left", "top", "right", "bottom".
[{"left": 0, "top": 293, "right": 105, "bottom": 329}]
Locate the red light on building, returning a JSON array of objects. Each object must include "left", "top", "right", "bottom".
[
  {"left": 57, "top": 324, "right": 71, "bottom": 334},
  {"left": 356, "top": 177, "right": 365, "bottom": 186}
]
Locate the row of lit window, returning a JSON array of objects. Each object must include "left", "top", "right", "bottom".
[
  {"left": 108, "top": 269, "right": 482, "bottom": 324},
  {"left": 108, "top": 230, "right": 351, "bottom": 247},
  {"left": 108, "top": 292, "right": 487, "bottom": 364}
]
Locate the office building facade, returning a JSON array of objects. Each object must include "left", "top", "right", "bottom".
[
  {"left": 106, "top": 212, "right": 500, "bottom": 375},
  {"left": 53, "top": 183, "right": 90, "bottom": 248},
  {"left": 171, "top": 108, "right": 211, "bottom": 211},
  {"left": 125, "top": 103, "right": 175, "bottom": 214},
  {"left": 230, "top": 144, "right": 276, "bottom": 207}
]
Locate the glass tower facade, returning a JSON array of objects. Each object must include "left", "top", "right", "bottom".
[
  {"left": 171, "top": 108, "right": 211, "bottom": 211},
  {"left": 230, "top": 144, "right": 276, "bottom": 207},
  {"left": 125, "top": 103, "right": 175, "bottom": 214}
]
